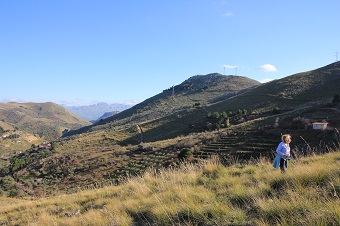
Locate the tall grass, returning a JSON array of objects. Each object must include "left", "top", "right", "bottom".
[{"left": 1, "top": 149, "right": 339, "bottom": 225}]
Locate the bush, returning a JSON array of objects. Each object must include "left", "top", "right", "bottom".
[
  {"left": 193, "top": 102, "right": 201, "bottom": 108},
  {"left": 10, "top": 157, "right": 30, "bottom": 171},
  {"left": 178, "top": 148, "right": 193, "bottom": 161},
  {"left": 0, "top": 176, "right": 17, "bottom": 194},
  {"left": 9, "top": 189, "right": 19, "bottom": 197},
  {"left": 0, "top": 167, "right": 10, "bottom": 176}
]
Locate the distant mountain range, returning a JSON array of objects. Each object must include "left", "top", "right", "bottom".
[{"left": 64, "top": 102, "right": 135, "bottom": 121}]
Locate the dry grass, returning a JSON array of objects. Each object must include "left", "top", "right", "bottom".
[{"left": 1, "top": 150, "right": 339, "bottom": 225}]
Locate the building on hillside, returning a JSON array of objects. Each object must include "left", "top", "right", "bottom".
[{"left": 312, "top": 122, "right": 328, "bottom": 130}]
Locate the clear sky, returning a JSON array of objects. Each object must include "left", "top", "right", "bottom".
[{"left": 1, "top": 0, "right": 339, "bottom": 106}]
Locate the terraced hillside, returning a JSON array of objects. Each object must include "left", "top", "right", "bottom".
[
  {"left": 195, "top": 103, "right": 340, "bottom": 161},
  {"left": 196, "top": 130, "right": 278, "bottom": 159}
]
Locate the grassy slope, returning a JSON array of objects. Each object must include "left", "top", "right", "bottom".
[{"left": 1, "top": 150, "right": 339, "bottom": 226}]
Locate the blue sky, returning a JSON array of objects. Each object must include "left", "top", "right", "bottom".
[{"left": 1, "top": 0, "right": 339, "bottom": 106}]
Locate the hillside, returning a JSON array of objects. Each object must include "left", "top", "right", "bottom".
[
  {"left": 0, "top": 62, "right": 339, "bottom": 197},
  {"left": 128, "top": 61, "right": 340, "bottom": 143},
  {"left": 64, "top": 62, "right": 340, "bottom": 144},
  {"left": 1, "top": 150, "right": 339, "bottom": 225},
  {"left": 64, "top": 74, "right": 260, "bottom": 136},
  {"left": 0, "top": 102, "right": 91, "bottom": 141}
]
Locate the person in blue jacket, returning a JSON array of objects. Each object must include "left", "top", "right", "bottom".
[{"left": 273, "top": 134, "right": 291, "bottom": 172}]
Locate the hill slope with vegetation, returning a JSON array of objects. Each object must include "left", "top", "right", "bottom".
[
  {"left": 64, "top": 62, "right": 340, "bottom": 144},
  {"left": 0, "top": 102, "right": 92, "bottom": 156},
  {"left": 0, "top": 62, "right": 339, "bottom": 197},
  {"left": 64, "top": 74, "right": 260, "bottom": 136},
  {"left": 0, "top": 102, "right": 91, "bottom": 140},
  {"left": 1, "top": 150, "right": 339, "bottom": 225},
  {"left": 128, "top": 61, "right": 340, "bottom": 143}
]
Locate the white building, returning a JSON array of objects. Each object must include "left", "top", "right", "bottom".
[{"left": 312, "top": 122, "right": 328, "bottom": 130}]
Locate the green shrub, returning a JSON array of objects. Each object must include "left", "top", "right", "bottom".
[
  {"left": 178, "top": 148, "right": 193, "bottom": 161},
  {"left": 0, "top": 176, "right": 17, "bottom": 196},
  {"left": 10, "top": 157, "right": 30, "bottom": 171},
  {"left": 0, "top": 167, "right": 10, "bottom": 176}
]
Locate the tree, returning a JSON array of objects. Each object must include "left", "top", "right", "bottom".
[
  {"left": 10, "top": 157, "right": 29, "bottom": 171},
  {"left": 207, "top": 112, "right": 220, "bottom": 119},
  {"left": 225, "top": 118, "right": 230, "bottom": 128}
]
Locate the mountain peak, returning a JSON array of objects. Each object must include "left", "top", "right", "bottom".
[
  {"left": 184, "top": 73, "right": 225, "bottom": 84},
  {"left": 173, "top": 73, "right": 259, "bottom": 93}
]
